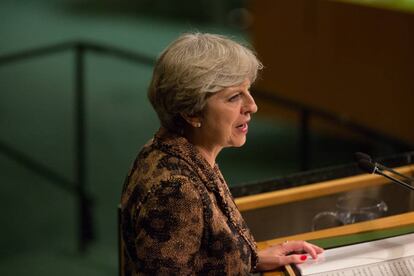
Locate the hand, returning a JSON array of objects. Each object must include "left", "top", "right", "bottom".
[{"left": 255, "top": 240, "right": 324, "bottom": 271}]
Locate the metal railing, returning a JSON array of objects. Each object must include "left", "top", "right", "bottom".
[
  {"left": 1, "top": 40, "right": 412, "bottom": 251},
  {"left": 252, "top": 90, "right": 414, "bottom": 171},
  {"left": 231, "top": 151, "right": 414, "bottom": 197},
  {"left": 0, "top": 41, "right": 155, "bottom": 252}
]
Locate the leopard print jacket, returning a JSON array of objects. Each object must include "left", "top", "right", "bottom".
[{"left": 120, "top": 128, "right": 258, "bottom": 275}]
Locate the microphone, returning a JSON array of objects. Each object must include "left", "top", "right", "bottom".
[
  {"left": 354, "top": 152, "right": 371, "bottom": 163},
  {"left": 355, "top": 152, "right": 414, "bottom": 184},
  {"left": 357, "top": 159, "right": 414, "bottom": 191}
]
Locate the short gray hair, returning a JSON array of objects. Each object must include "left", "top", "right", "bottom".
[{"left": 148, "top": 32, "right": 263, "bottom": 133}]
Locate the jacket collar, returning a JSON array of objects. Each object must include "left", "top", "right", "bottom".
[
  {"left": 153, "top": 128, "right": 221, "bottom": 193},
  {"left": 153, "top": 128, "right": 258, "bottom": 263}
]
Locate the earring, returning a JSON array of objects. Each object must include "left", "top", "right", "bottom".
[{"left": 195, "top": 122, "right": 201, "bottom": 128}]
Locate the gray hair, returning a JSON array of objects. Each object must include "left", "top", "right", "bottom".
[{"left": 148, "top": 32, "right": 263, "bottom": 133}]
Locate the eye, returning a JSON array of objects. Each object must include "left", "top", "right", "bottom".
[{"left": 229, "top": 93, "right": 241, "bottom": 102}]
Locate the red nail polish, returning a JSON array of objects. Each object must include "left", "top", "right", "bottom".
[{"left": 300, "top": 255, "right": 307, "bottom": 261}]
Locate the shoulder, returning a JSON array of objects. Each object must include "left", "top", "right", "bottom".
[
  {"left": 121, "top": 138, "right": 207, "bottom": 215},
  {"left": 135, "top": 139, "right": 198, "bottom": 182},
  {"left": 123, "top": 141, "right": 193, "bottom": 190},
  {"left": 147, "top": 175, "right": 202, "bottom": 205}
]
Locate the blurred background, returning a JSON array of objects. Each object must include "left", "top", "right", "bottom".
[{"left": 1, "top": 0, "right": 413, "bottom": 275}]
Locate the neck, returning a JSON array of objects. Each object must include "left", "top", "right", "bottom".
[
  {"left": 184, "top": 128, "right": 222, "bottom": 168},
  {"left": 194, "top": 144, "right": 221, "bottom": 168}
]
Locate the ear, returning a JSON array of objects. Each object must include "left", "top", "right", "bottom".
[{"left": 181, "top": 112, "right": 202, "bottom": 128}]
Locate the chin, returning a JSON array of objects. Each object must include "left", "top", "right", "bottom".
[{"left": 232, "top": 139, "right": 247, "bottom": 148}]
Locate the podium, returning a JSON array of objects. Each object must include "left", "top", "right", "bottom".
[
  {"left": 260, "top": 213, "right": 414, "bottom": 275},
  {"left": 235, "top": 163, "right": 414, "bottom": 275},
  {"left": 249, "top": 0, "right": 414, "bottom": 144}
]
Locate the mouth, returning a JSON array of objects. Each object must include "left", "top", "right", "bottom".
[{"left": 236, "top": 123, "right": 249, "bottom": 133}]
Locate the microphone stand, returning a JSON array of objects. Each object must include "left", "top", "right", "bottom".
[
  {"left": 375, "top": 167, "right": 414, "bottom": 191},
  {"left": 355, "top": 152, "right": 414, "bottom": 189}
]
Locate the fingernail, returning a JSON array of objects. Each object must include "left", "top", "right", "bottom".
[{"left": 300, "top": 255, "right": 307, "bottom": 261}]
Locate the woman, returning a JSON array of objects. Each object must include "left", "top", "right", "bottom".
[{"left": 121, "top": 33, "right": 323, "bottom": 275}]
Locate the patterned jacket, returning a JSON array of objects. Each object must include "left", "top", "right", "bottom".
[{"left": 120, "top": 128, "right": 258, "bottom": 275}]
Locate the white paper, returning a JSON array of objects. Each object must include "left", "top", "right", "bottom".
[{"left": 298, "top": 233, "right": 414, "bottom": 276}]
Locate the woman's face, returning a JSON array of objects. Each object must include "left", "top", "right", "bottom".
[{"left": 198, "top": 79, "right": 258, "bottom": 150}]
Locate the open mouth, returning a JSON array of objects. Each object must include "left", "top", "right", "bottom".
[{"left": 236, "top": 123, "right": 248, "bottom": 132}]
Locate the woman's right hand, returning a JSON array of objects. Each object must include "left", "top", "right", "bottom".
[{"left": 256, "top": 240, "right": 324, "bottom": 271}]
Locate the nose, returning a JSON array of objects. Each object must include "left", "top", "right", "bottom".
[{"left": 242, "top": 93, "right": 258, "bottom": 114}]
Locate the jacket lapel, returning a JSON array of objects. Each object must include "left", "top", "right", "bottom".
[{"left": 153, "top": 128, "right": 258, "bottom": 256}]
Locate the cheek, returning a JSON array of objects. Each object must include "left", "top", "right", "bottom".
[
  {"left": 206, "top": 117, "right": 235, "bottom": 140},
  {"left": 203, "top": 104, "right": 240, "bottom": 135},
  {"left": 219, "top": 116, "right": 237, "bottom": 130}
]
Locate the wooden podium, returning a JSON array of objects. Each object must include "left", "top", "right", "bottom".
[
  {"left": 249, "top": 0, "right": 414, "bottom": 144},
  {"left": 235, "top": 164, "right": 414, "bottom": 275},
  {"left": 259, "top": 212, "right": 414, "bottom": 275}
]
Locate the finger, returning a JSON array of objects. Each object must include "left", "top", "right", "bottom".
[
  {"left": 284, "top": 241, "right": 324, "bottom": 259},
  {"left": 303, "top": 241, "right": 324, "bottom": 252},
  {"left": 313, "top": 244, "right": 324, "bottom": 253},
  {"left": 277, "top": 254, "right": 308, "bottom": 266},
  {"left": 304, "top": 242, "right": 324, "bottom": 256},
  {"left": 282, "top": 240, "right": 305, "bottom": 253},
  {"left": 303, "top": 242, "right": 318, "bottom": 259}
]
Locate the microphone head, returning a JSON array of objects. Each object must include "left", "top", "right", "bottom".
[
  {"left": 354, "top": 152, "right": 372, "bottom": 162},
  {"left": 358, "top": 159, "right": 377, "bottom": 174}
]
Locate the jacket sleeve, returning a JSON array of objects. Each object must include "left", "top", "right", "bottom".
[{"left": 133, "top": 176, "right": 204, "bottom": 274}]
